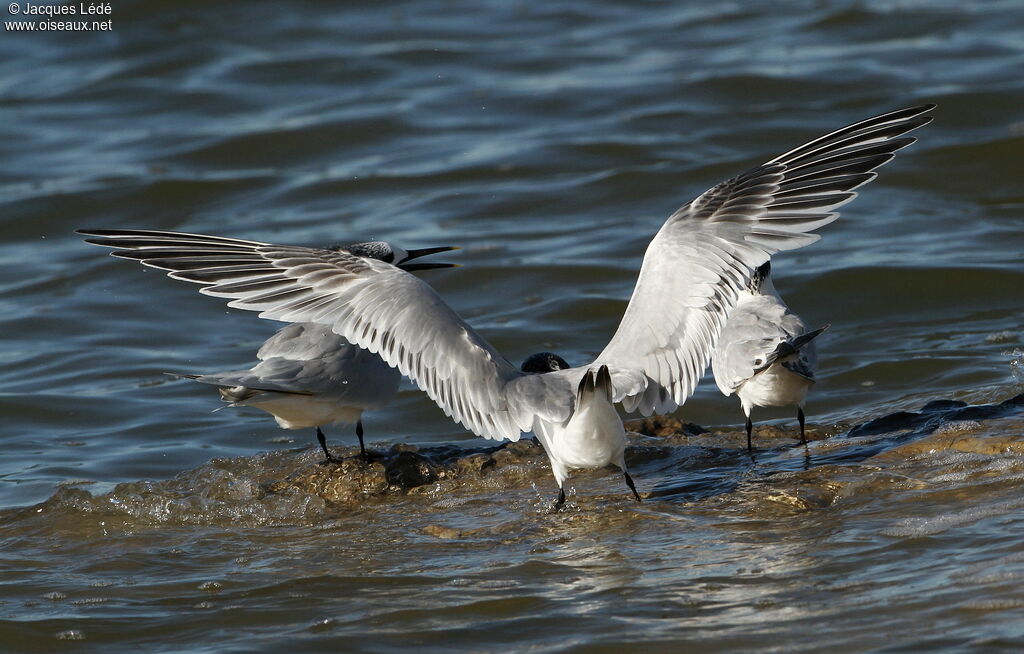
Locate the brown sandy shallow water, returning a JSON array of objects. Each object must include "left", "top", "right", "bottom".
[{"left": 3, "top": 389, "right": 1023, "bottom": 652}]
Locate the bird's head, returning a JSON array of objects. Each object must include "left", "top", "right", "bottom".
[
  {"left": 341, "top": 241, "right": 460, "bottom": 271},
  {"left": 521, "top": 352, "right": 571, "bottom": 374}
]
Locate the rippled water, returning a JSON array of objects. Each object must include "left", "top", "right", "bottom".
[{"left": 2, "top": 1, "right": 1023, "bottom": 651}]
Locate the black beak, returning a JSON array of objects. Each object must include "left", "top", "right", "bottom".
[{"left": 399, "top": 246, "right": 460, "bottom": 271}]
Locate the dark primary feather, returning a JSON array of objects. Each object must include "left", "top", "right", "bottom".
[
  {"left": 81, "top": 229, "right": 265, "bottom": 246},
  {"left": 747, "top": 261, "right": 771, "bottom": 292},
  {"left": 677, "top": 104, "right": 934, "bottom": 232},
  {"left": 768, "top": 105, "right": 934, "bottom": 165}
]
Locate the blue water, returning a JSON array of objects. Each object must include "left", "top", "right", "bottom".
[{"left": 1, "top": 1, "right": 1023, "bottom": 651}]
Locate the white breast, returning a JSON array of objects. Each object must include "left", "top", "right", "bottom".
[
  {"left": 737, "top": 362, "right": 813, "bottom": 413},
  {"left": 244, "top": 393, "right": 365, "bottom": 430}
]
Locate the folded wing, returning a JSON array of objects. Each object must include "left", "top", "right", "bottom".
[
  {"left": 711, "top": 300, "right": 809, "bottom": 396},
  {"left": 191, "top": 323, "right": 400, "bottom": 409}
]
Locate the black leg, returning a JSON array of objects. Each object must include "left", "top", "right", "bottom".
[
  {"left": 552, "top": 487, "right": 566, "bottom": 512},
  {"left": 797, "top": 408, "right": 807, "bottom": 445},
  {"left": 745, "top": 415, "right": 753, "bottom": 453},
  {"left": 623, "top": 471, "right": 641, "bottom": 502},
  {"left": 316, "top": 427, "right": 338, "bottom": 465},
  {"left": 356, "top": 420, "right": 368, "bottom": 461}
]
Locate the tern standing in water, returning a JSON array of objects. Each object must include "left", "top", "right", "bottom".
[
  {"left": 712, "top": 261, "right": 828, "bottom": 452},
  {"left": 180, "top": 321, "right": 401, "bottom": 463},
  {"left": 80, "top": 104, "right": 933, "bottom": 510}
]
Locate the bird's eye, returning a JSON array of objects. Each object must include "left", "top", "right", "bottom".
[{"left": 754, "top": 358, "right": 763, "bottom": 365}]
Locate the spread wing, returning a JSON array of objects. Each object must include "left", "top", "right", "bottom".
[
  {"left": 596, "top": 104, "right": 934, "bottom": 415},
  {"left": 78, "top": 229, "right": 541, "bottom": 441}
]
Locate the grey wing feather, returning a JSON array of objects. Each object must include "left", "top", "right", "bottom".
[
  {"left": 597, "top": 104, "right": 933, "bottom": 415},
  {"left": 255, "top": 322, "right": 353, "bottom": 360}
]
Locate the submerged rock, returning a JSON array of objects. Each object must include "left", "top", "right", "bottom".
[
  {"left": 873, "top": 416, "right": 1024, "bottom": 458},
  {"left": 627, "top": 415, "right": 708, "bottom": 437},
  {"left": 21, "top": 392, "right": 1024, "bottom": 527},
  {"left": 252, "top": 392, "right": 1024, "bottom": 508},
  {"left": 276, "top": 439, "right": 549, "bottom": 505}
]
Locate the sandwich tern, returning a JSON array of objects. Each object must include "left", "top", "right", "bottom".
[
  {"left": 86, "top": 237, "right": 457, "bottom": 462},
  {"left": 179, "top": 321, "right": 402, "bottom": 463},
  {"left": 712, "top": 261, "right": 828, "bottom": 452},
  {"left": 79, "top": 103, "right": 933, "bottom": 509}
]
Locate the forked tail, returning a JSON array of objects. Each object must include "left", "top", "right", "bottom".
[{"left": 575, "top": 365, "right": 614, "bottom": 409}]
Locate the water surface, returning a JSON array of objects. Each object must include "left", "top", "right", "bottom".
[{"left": 1, "top": 1, "right": 1023, "bottom": 651}]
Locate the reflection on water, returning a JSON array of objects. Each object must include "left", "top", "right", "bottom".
[{"left": 2, "top": 0, "right": 1024, "bottom": 651}]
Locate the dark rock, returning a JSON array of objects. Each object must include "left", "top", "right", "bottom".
[
  {"left": 847, "top": 411, "right": 923, "bottom": 438},
  {"left": 385, "top": 451, "right": 437, "bottom": 489},
  {"left": 627, "top": 415, "right": 708, "bottom": 437}
]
